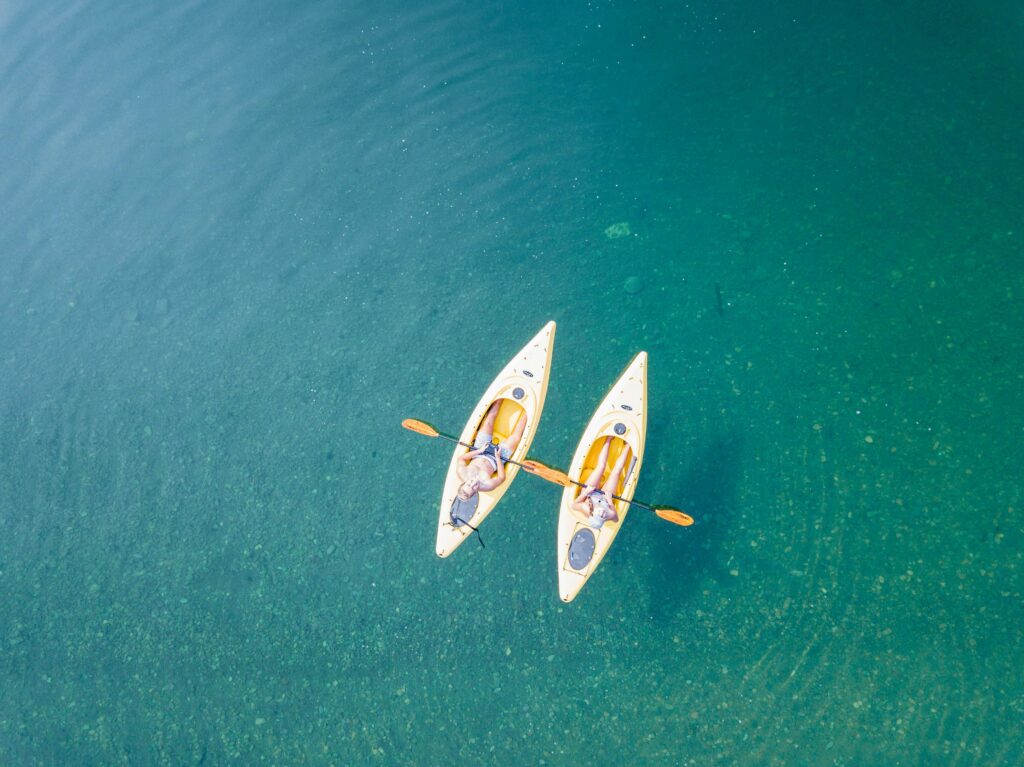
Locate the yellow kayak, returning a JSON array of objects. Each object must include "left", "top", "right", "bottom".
[
  {"left": 556, "top": 351, "right": 647, "bottom": 601},
  {"left": 436, "top": 321, "right": 556, "bottom": 557}
]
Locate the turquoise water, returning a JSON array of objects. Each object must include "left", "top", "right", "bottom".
[{"left": 2, "top": 1, "right": 1022, "bottom": 764}]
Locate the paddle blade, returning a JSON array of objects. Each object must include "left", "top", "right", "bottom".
[
  {"left": 654, "top": 508, "right": 695, "bottom": 527},
  {"left": 402, "top": 418, "right": 439, "bottom": 437},
  {"left": 521, "top": 459, "right": 572, "bottom": 487}
]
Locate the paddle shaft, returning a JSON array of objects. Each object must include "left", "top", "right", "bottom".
[
  {"left": 563, "top": 475, "right": 658, "bottom": 513},
  {"left": 519, "top": 457, "right": 661, "bottom": 513}
]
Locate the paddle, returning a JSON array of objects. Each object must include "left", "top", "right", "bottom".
[{"left": 519, "top": 458, "right": 695, "bottom": 527}]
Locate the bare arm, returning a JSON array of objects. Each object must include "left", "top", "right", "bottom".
[
  {"left": 459, "top": 447, "right": 485, "bottom": 464},
  {"left": 570, "top": 487, "right": 594, "bottom": 515}
]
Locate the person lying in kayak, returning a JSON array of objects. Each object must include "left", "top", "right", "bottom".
[
  {"left": 456, "top": 400, "right": 527, "bottom": 502},
  {"left": 570, "top": 435, "right": 631, "bottom": 529}
]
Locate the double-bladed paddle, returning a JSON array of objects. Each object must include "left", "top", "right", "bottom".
[{"left": 519, "top": 458, "right": 694, "bottom": 527}]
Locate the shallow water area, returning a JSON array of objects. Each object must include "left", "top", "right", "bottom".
[{"left": 1, "top": 1, "right": 1022, "bottom": 765}]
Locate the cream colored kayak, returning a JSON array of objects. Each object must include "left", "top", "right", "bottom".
[
  {"left": 436, "top": 321, "right": 556, "bottom": 557},
  {"left": 556, "top": 351, "right": 647, "bottom": 601}
]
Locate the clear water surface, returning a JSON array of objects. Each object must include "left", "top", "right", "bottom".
[{"left": 1, "top": 1, "right": 1022, "bottom": 764}]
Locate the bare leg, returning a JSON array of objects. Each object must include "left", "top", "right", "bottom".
[
  {"left": 582, "top": 436, "right": 612, "bottom": 488},
  {"left": 500, "top": 408, "right": 529, "bottom": 453},
  {"left": 601, "top": 441, "right": 632, "bottom": 495},
  {"left": 479, "top": 399, "right": 501, "bottom": 436}
]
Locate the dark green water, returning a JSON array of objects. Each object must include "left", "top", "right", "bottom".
[{"left": 2, "top": 1, "right": 1022, "bottom": 764}]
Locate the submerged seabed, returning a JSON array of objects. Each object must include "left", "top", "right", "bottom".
[{"left": 0, "top": 0, "right": 1022, "bottom": 764}]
